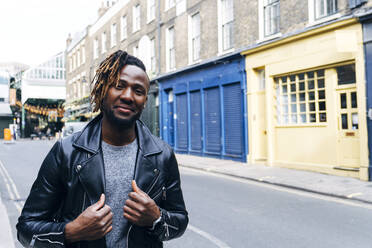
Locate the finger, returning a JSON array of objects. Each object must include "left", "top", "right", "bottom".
[
  {"left": 101, "top": 209, "right": 113, "bottom": 224},
  {"left": 123, "top": 205, "right": 141, "bottom": 218},
  {"left": 123, "top": 212, "right": 137, "bottom": 223},
  {"left": 97, "top": 204, "right": 112, "bottom": 217},
  {"left": 125, "top": 198, "right": 144, "bottom": 212},
  {"left": 128, "top": 192, "right": 148, "bottom": 205},
  {"left": 93, "top": 194, "right": 105, "bottom": 211},
  {"left": 103, "top": 225, "right": 113, "bottom": 235},
  {"left": 132, "top": 180, "right": 146, "bottom": 196}
]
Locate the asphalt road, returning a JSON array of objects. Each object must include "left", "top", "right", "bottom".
[{"left": 1, "top": 140, "right": 372, "bottom": 248}]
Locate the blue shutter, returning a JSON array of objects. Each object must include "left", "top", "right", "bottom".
[
  {"left": 223, "top": 83, "right": 243, "bottom": 157},
  {"left": 176, "top": 93, "right": 188, "bottom": 150},
  {"left": 190, "top": 91, "right": 202, "bottom": 152},
  {"left": 167, "top": 100, "right": 175, "bottom": 147},
  {"left": 204, "top": 87, "right": 221, "bottom": 153}
]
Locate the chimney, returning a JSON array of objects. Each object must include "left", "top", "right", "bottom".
[{"left": 66, "top": 33, "right": 72, "bottom": 48}]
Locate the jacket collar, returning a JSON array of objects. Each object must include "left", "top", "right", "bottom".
[{"left": 73, "top": 113, "right": 162, "bottom": 156}]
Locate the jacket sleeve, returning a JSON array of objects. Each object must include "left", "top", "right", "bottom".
[
  {"left": 16, "top": 140, "right": 68, "bottom": 248},
  {"left": 149, "top": 149, "right": 189, "bottom": 241}
]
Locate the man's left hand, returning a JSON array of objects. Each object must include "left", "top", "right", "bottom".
[{"left": 123, "top": 180, "right": 161, "bottom": 227}]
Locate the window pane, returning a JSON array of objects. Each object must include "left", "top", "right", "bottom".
[
  {"left": 291, "top": 104, "right": 297, "bottom": 113},
  {"left": 281, "top": 76, "right": 287, "bottom": 83},
  {"left": 319, "top": 112, "right": 327, "bottom": 122},
  {"left": 337, "top": 64, "right": 356, "bottom": 85},
  {"left": 351, "top": 92, "right": 357, "bottom": 108},
  {"left": 318, "top": 90, "right": 325, "bottom": 100},
  {"left": 291, "top": 94, "right": 296, "bottom": 103},
  {"left": 282, "top": 85, "right": 287, "bottom": 93},
  {"left": 299, "top": 73, "right": 304, "bottom": 80},
  {"left": 309, "top": 102, "right": 316, "bottom": 111},
  {"left": 291, "top": 114, "right": 297, "bottom": 124},
  {"left": 307, "top": 71, "right": 314, "bottom": 79},
  {"left": 318, "top": 79, "right": 325, "bottom": 89},
  {"left": 341, "top": 113, "right": 348, "bottom": 129},
  {"left": 340, "top": 93, "right": 347, "bottom": 109},
  {"left": 282, "top": 104, "right": 288, "bottom": 114},
  {"left": 300, "top": 103, "right": 306, "bottom": 112},
  {"left": 290, "top": 75, "right": 295, "bottom": 82},
  {"left": 310, "top": 113, "right": 316, "bottom": 123},
  {"left": 308, "top": 91, "right": 315, "bottom": 100},
  {"left": 317, "top": 69, "right": 324, "bottom": 77},
  {"left": 319, "top": 101, "right": 326, "bottom": 111},
  {"left": 352, "top": 113, "right": 358, "bottom": 130},
  {"left": 290, "top": 83, "right": 296, "bottom": 92},
  {"left": 299, "top": 93, "right": 305, "bottom": 101},
  {"left": 300, "top": 114, "right": 307, "bottom": 123},
  {"left": 299, "top": 82, "right": 305, "bottom": 91},
  {"left": 308, "top": 80, "right": 315, "bottom": 90}
]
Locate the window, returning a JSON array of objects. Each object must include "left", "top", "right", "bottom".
[
  {"left": 264, "top": 0, "right": 280, "bottom": 37},
  {"left": 190, "top": 12, "right": 201, "bottom": 62},
  {"left": 133, "top": 45, "right": 139, "bottom": 58},
  {"left": 111, "top": 23, "right": 117, "bottom": 47},
  {"left": 101, "top": 32, "right": 107, "bottom": 53},
  {"left": 73, "top": 54, "right": 76, "bottom": 70},
  {"left": 337, "top": 64, "right": 355, "bottom": 85},
  {"left": 94, "top": 38, "right": 99, "bottom": 59},
  {"left": 82, "top": 46, "right": 86, "bottom": 64},
  {"left": 166, "top": 26, "right": 175, "bottom": 71},
  {"left": 166, "top": 0, "right": 175, "bottom": 10},
  {"left": 275, "top": 70, "right": 326, "bottom": 125},
  {"left": 133, "top": 5, "right": 141, "bottom": 32},
  {"left": 221, "top": 0, "right": 234, "bottom": 51},
  {"left": 150, "top": 38, "right": 156, "bottom": 73},
  {"left": 77, "top": 50, "right": 81, "bottom": 67},
  {"left": 69, "top": 57, "right": 73, "bottom": 72},
  {"left": 147, "top": 0, "right": 155, "bottom": 22},
  {"left": 314, "top": 0, "right": 337, "bottom": 19},
  {"left": 121, "top": 16, "right": 127, "bottom": 40}
]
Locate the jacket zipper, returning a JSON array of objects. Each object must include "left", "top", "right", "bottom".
[
  {"left": 126, "top": 171, "right": 160, "bottom": 248},
  {"left": 81, "top": 192, "right": 86, "bottom": 213}
]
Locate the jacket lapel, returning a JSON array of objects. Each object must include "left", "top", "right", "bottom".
[
  {"left": 73, "top": 115, "right": 105, "bottom": 204},
  {"left": 134, "top": 121, "right": 162, "bottom": 194}
]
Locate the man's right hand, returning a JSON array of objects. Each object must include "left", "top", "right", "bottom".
[{"left": 65, "top": 194, "right": 113, "bottom": 243}]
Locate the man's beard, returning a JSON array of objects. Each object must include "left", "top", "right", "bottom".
[{"left": 102, "top": 103, "right": 142, "bottom": 128}]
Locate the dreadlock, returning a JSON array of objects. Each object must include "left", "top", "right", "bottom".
[{"left": 90, "top": 50, "right": 147, "bottom": 112}]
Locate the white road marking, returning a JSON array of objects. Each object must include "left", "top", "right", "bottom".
[
  {"left": 347, "top": 192, "right": 363, "bottom": 198},
  {"left": 188, "top": 224, "right": 231, "bottom": 248},
  {"left": 0, "top": 159, "right": 23, "bottom": 213}
]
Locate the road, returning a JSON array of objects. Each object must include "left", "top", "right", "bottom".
[{"left": 0, "top": 140, "right": 372, "bottom": 248}]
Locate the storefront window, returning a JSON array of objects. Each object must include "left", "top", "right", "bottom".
[{"left": 275, "top": 69, "right": 326, "bottom": 125}]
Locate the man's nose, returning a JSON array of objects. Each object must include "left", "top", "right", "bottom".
[{"left": 119, "top": 87, "right": 133, "bottom": 101}]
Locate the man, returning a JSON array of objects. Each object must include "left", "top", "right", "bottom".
[{"left": 17, "top": 50, "right": 188, "bottom": 248}]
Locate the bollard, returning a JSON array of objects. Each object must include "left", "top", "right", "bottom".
[{"left": 4, "top": 128, "right": 12, "bottom": 141}]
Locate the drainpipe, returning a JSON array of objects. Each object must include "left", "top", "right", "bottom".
[{"left": 157, "top": 0, "right": 162, "bottom": 76}]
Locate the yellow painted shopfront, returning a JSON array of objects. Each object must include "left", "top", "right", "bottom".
[{"left": 243, "top": 19, "right": 369, "bottom": 180}]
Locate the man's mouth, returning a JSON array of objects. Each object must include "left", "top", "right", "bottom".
[{"left": 115, "top": 105, "right": 134, "bottom": 113}]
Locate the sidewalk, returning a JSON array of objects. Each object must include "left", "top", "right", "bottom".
[
  {"left": 0, "top": 196, "right": 15, "bottom": 248},
  {"left": 176, "top": 154, "right": 372, "bottom": 204}
]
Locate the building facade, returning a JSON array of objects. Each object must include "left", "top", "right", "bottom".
[{"left": 65, "top": 0, "right": 372, "bottom": 179}]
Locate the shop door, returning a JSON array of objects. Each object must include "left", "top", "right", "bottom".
[
  {"left": 176, "top": 93, "right": 188, "bottom": 151},
  {"left": 337, "top": 88, "right": 360, "bottom": 168},
  {"left": 204, "top": 87, "right": 222, "bottom": 154},
  {"left": 223, "top": 83, "right": 243, "bottom": 158},
  {"left": 190, "top": 91, "right": 202, "bottom": 152}
]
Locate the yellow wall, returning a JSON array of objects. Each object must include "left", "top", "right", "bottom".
[{"left": 244, "top": 19, "right": 369, "bottom": 180}]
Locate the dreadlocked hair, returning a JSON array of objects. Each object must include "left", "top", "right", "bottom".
[{"left": 90, "top": 50, "right": 147, "bottom": 112}]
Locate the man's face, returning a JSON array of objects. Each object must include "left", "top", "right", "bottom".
[{"left": 102, "top": 64, "right": 149, "bottom": 127}]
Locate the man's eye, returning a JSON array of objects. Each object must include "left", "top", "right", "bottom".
[
  {"left": 135, "top": 89, "right": 145, "bottom": 95},
  {"left": 115, "top": 85, "right": 124, "bottom": 89}
]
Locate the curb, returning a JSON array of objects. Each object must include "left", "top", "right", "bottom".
[
  {"left": 0, "top": 196, "right": 15, "bottom": 248},
  {"left": 179, "top": 164, "right": 372, "bottom": 206}
]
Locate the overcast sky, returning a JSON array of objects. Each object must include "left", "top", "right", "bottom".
[{"left": 0, "top": 0, "right": 104, "bottom": 67}]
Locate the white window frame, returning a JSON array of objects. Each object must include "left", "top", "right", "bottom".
[
  {"left": 166, "top": 26, "right": 175, "bottom": 71},
  {"left": 147, "top": 0, "right": 155, "bottom": 23},
  {"left": 94, "top": 38, "right": 99, "bottom": 59},
  {"left": 121, "top": 15, "right": 127, "bottom": 40},
  {"left": 101, "top": 32, "right": 107, "bottom": 54},
  {"left": 82, "top": 46, "right": 86, "bottom": 64},
  {"left": 188, "top": 12, "right": 201, "bottom": 64},
  {"left": 217, "top": 0, "right": 234, "bottom": 54},
  {"left": 111, "top": 23, "right": 117, "bottom": 48},
  {"left": 133, "top": 4, "right": 141, "bottom": 32},
  {"left": 77, "top": 50, "right": 81, "bottom": 67},
  {"left": 308, "top": 0, "right": 340, "bottom": 25},
  {"left": 165, "top": 0, "right": 175, "bottom": 11}
]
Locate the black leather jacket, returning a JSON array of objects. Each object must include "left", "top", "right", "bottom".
[{"left": 16, "top": 115, "right": 188, "bottom": 248}]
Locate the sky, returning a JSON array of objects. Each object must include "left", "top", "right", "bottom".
[{"left": 0, "top": 0, "right": 104, "bottom": 67}]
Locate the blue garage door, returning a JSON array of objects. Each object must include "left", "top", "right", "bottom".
[
  {"left": 204, "top": 87, "right": 221, "bottom": 154},
  {"left": 190, "top": 91, "right": 202, "bottom": 152},
  {"left": 176, "top": 93, "right": 188, "bottom": 151},
  {"left": 223, "top": 83, "right": 243, "bottom": 157}
]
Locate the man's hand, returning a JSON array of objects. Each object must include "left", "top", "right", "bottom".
[
  {"left": 65, "top": 194, "right": 113, "bottom": 243},
  {"left": 123, "top": 180, "right": 161, "bottom": 227}
]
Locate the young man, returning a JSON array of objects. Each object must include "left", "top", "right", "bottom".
[{"left": 17, "top": 51, "right": 188, "bottom": 248}]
